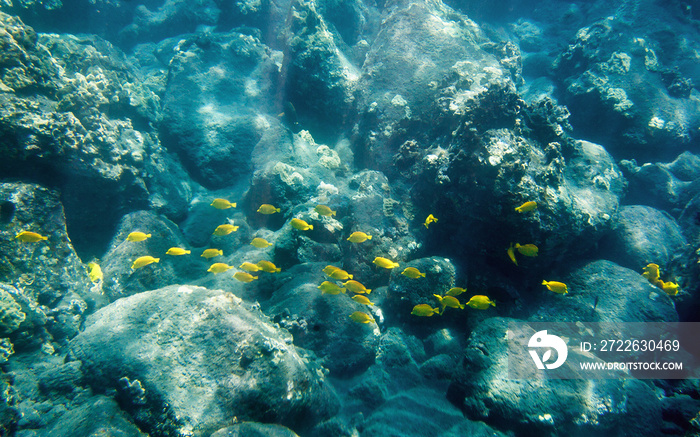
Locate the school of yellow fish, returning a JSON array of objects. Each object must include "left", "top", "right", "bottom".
[{"left": 12, "top": 196, "right": 680, "bottom": 334}]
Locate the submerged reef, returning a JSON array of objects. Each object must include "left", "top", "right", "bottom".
[{"left": 1, "top": 0, "right": 700, "bottom": 435}]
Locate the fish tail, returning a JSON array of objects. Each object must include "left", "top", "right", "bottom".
[
  {"left": 541, "top": 280, "right": 547, "bottom": 285},
  {"left": 275, "top": 208, "right": 281, "bottom": 213},
  {"left": 348, "top": 274, "right": 353, "bottom": 279},
  {"left": 146, "top": 234, "right": 152, "bottom": 238},
  {"left": 308, "top": 225, "right": 313, "bottom": 230},
  {"left": 331, "top": 211, "right": 336, "bottom": 216},
  {"left": 491, "top": 301, "right": 496, "bottom": 307},
  {"left": 367, "top": 235, "right": 372, "bottom": 239},
  {"left": 155, "top": 258, "right": 160, "bottom": 263},
  {"left": 420, "top": 273, "right": 425, "bottom": 277}
]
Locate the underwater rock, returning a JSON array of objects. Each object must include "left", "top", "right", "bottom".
[
  {"left": 265, "top": 263, "right": 380, "bottom": 376},
  {"left": 44, "top": 395, "right": 146, "bottom": 437},
  {"left": 447, "top": 317, "right": 664, "bottom": 436},
  {"left": 281, "top": 0, "right": 357, "bottom": 142},
  {"left": 352, "top": 0, "right": 516, "bottom": 172},
  {"left": 160, "top": 31, "right": 280, "bottom": 190},
  {"left": 530, "top": 260, "right": 678, "bottom": 323},
  {"left": 211, "top": 422, "right": 300, "bottom": 437},
  {"left": 0, "top": 15, "right": 194, "bottom": 256},
  {"left": 385, "top": 257, "right": 456, "bottom": 322},
  {"left": 552, "top": 15, "right": 700, "bottom": 158},
  {"left": 0, "top": 183, "right": 91, "bottom": 347},
  {"left": 99, "top": 210, "right": 204, "bottom": 302},
  {"left": 69, "top": 285, "right": 339, "bottom": 436},
  {"left": 603, "top": 205, "right": 688, "bottom": 271},
  {"left": 360, "top": 387, "right": 483, "bottom": 437}
]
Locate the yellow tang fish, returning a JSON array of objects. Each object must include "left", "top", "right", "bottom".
[
  {"left": 434, "top": 294, "right": 464, "bottom": 314},
  {"left": 213, "top": 224, "right": 239, "bottom": 236},
  {"left": 208, "top": 263, "right": 233, "bottom": 274},
  {"left": 126, "top": 232, "right": 151, "bottom": 242},
  {"left": 87, "top": 262, "right": 103, "bottom": 283},
  {"left": 411, "top": 304, "right": 439, "bottom": 317},
  {"left": 15, "top": 231, "right": 48, "bottom": 242},
  {"left": 323, "top": 265, "right": 341, "bottom": 275},
  {"left": 239, "top": 262, "right": 261, "bottom": 272},
  {"left": 515, "top": 243, "right": 538, "bottom": 257},
  {"left": 515, "top": 201, "right": 537, "bottom": 213},
  {"left": 256, "top": 260, "right": 281, "bottom": 273},
  {"left": 658, "top": 280, "right": 680, "bottom": 296},
  {"left": 343, "top": 280, "right": 371, "bottom": 294},
  {"left": 131, "top": 256, "right": 159, "bottom": 270},
  {"left": 318, "top": 281, "right": 346, "bottom": 295},
  {"left": 402, "top": 267, "right": 425, "bottom": 278},
  {"left": 446, "top": 287, "right": 466, "bottom": 297},
  {"left": 250, "top": 238, "right": 272, "bottom": 248},
  {"left": 373, "top": 257, "right": 399, "bottom": 269},
  {"left": 201, "top": 249, "right": 223, "bottom": 259},
  {"left": 351, "top": 295, "right": 374, "bottom": 306},
  {"left": 166, "top": 247, "right": 191, "bottom": 256},
  {"left": 328, "top": 269, "right": 352, "bottom": 280},
  {"left": 466, "top": 295, "right": 495, "bottom": 310},
  {"left": 211, "top": 198, "right": 236, "bottom": 209},
  {"left": 233, "top": 272, "right": 258, "bottom": 283},
  {"left": 424, "top": 214, "right": 438, "bottom": 229},
  {"left": 347, "top": 231, "right": 372, "bottom": 243},
  {"left": 291, "top": 218, "right": 313, "bottom": 231},
  {"left": 507, "top": 243, "right": 518, "bottom": 266},
  {"left": 642, "top": 263, "right": 660, "bottom": 284},
  {"left": 349, "top": 311, "right": 375, "bottom": 324},
  {"left": 315, "top": 205, "right": 336, "bottom": 216},
  {"left": 542, "top": 280, "right": 568, "bottom": 294},
  {"left": 257, "top": 204, "right": 281, "bottom": 214}
]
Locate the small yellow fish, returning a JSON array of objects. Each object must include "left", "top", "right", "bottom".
[
  {"left": 507, "top": 243, "right": 518, "bottom": 266},
  {"left": 642, "top": 263, "right": 661, "bottom": 284},
  {"left": 323, "top": 265, "right": 341, "bottom": 275},
  {"left": 233, "top": 271, "right": 258, "bottom": 282},
  {"left": 211, "top": 198, "right": 236, "bottom": 209},
  {"left": 315, "top": 205, "right": 336, "bottom": 216},
  {"left": 434, "top": 294, "right": 464, "bottom": 314},
  {"left": 250, "top": 238, "right": 272, "bottom": 248},
  {"left": 515, "top": 201, "right": 537, "bottom": 213},
  {"left": 542, "top": 280, "right": 568, "bottom": 294},
  {"left": 15, "top": 231, "right": 48, "bottom": 242},
  {"left": 411, "top": 304, "right": 439, "bottom": 317},
  {"left": 126, "top": 232, "right": 151, "bottom": 242},
  {"left": 328, "top": 269, "right": 353, "bottom": 280},
  {"left": 257, "top": 204, "right": 281, "bottom": 214},
  {"left": 446, "top": 287, "right": 466, "bottom": 297},
  {"left": 466, "top": 295, "right": 495, "bottom": 310},
  {"left": 208, "top": 263, "right": 233, "bottom": 274},
  {"left": 318, "top": 281, "right": 346, "bottom": 295},
  {"left": 131, "top": 256, "right": 159, "bottom": 270},
  {"left": 401, "top": 267, "right": 425, "bottom": 278},
  {"left": 213, "top": 224, "right": 239, "bottom": 236},
  {"left": 347, "top": 231, "right": 372, "bottom": 243},
  {"left": 424, "top": 214, "right": 438, "bottom": 229},
  {"left": 349, "top": 311, "right": 375, "bottom": 324},
  {"left": 291, "top": 218, "right": 313, "bottom": 231},
  {"left": 658, "top": 280, "right": 680, "bottom": 296},
  {"left": 87, "top": 262, "right": 103, "bottom": 283},
  {"left": 239, "top": 262, "right": 261, "bottom": 272},
  {"left": 201, "top": 249, "right": 223, "bottom": 259},
  {"left": 256, "top": 260, "right": 281, "bottom": 273},
  {"left": 515, "top": 243, "right": 538, "bottom": 257},
  {"left": 343, "top": 280, "right": 371, "bottom": 294},
  {"left": 166, "top": 247, "right": 191, "bottom": 256},
  {"left": 351, "top": 295, "right": 374, "bottom": 306},
  {"left": 373, "top": 257, "right": 399, "bottom": 269}
]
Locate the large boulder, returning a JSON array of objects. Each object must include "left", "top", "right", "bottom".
[
  {"left": 447, "top": 317, "right": 664, "bottom": 436},
  {"left": 602, "top": 205, "right": 688, "bottom": 271},
  {"left": 530, "top": 260, "right": 678, "bottom": 323},
  {"left": 0, "top": 14, "right": 194, "bottom": 256},
  {"left": 69, "top": 285, "right": 339, "bottom": 436}
]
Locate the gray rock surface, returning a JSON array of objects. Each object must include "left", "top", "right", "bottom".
[
  {"left": 447, "top": 317, "right": 664, "bottom": 436},
  {"left": 530, "top": 260, "right": 678, "bottom": 323},
  {"left": 603, "top": 205, "right": 688, "bottom": 271},
  {"left": 69, "top": 285, "right": 339, "bottom": 436}
]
